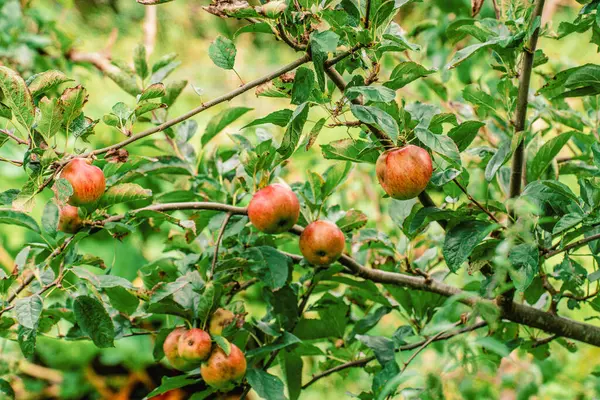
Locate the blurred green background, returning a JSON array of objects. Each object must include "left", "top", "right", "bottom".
[{"left": 2, "top": 0, "right": 600, "bottom": 399}]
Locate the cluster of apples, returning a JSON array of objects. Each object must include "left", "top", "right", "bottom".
[
  {"left": 163, "top": 309, "right": 247, "bottom": 390},
  {"left": 248, "top": 145, "right": 432, "bottom": 265},
  {"left": 56, "top": 158, "right": 107, "bottom": 233}
]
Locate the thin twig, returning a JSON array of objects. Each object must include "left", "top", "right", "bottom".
[
  {"left": 453, "top": 179, "right": 501, "bottom": 224},
  {"left": 211, "top": 212, "right": 233, "bottom": 277},
  {"left": 542, "top": 231, "right": 600, "bottom": 258},
  {"left": 143, "top": 5, "right": 158, "bottom": 56},
  {"left": 302, "top": 321, "right": 487, "bottom": 389},
  {"left": 0, "top": 128, "right": 29, "bottom": 145}
]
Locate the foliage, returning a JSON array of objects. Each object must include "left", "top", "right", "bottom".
[{"left": 1, "top": 0, "right": 600, "bottom": 399}]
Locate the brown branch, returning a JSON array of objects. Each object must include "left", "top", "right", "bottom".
[
  {"left": 531, "top": 334, "right": 558, "bottom": 348},
  {"left": 143, "top": 5, "right": 158, "bottom": 56},
  {"left": 0, "top": 156, "right": 23, "bottom": 166},
  {"left": 211, "top": 212, "right": 233, "bottom": 277},
  {"left": 364, "top": 0, "right": 372, "bottom": 29},
  {"left": 0, "top": 128, "right": 29, "bottom": 145},
  {"left": 87, "top": 202, "right": 600, "bottom": 347},
  {"left": 302, "top": 321, "right": 487, "bottom": 389},
  {"left": 542, "top": 231, "right": 600, "bottom": 259},
  {"left": 508, "top": 0, "right": 546, "bottom": 202}
]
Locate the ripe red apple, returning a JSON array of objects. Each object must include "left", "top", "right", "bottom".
[
  {"left": 248, "top": 183, "right": 300, "bottom": 234},
  {"left": 177, "top": 328, "right": 212, "bottom": 363},
  {"left": 163, "top": 328, "right": 195, "bottom": 371},
  {"left": 208, "top": 308, "right": 236, "bottom": 336},
  {"left": 200, "top": 343, "right": 247, "bottom": 390},
  {"left": 60, "top": 158, "right": 106, "bottom": 206},
  {"left": 299, "top": 220, "right": 345, "bottom": 265},
  {"left": 58, "top": 204, "right": 82, "bottom": 233},
  {"left": 376, "top": 145, "right": 432, "bottom": 200}
]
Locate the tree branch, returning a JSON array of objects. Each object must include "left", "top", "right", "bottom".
[
  {"left": 302, "top": 321, "right": 487, "bottom": 389},
  {"left": 88, "top": 202, "right": 600, "bottom": 347},
  {"left": 508, "top": 0, "right": 546, "bottom": 202},
  {"left": 542, "top": 231, "right": 600, "bottom": 259}
]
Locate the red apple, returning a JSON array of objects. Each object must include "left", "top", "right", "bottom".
[
  {"left": 60, "top": 158, "right": 106, "bottom": 206},
  {"left": 177, "top": 328, "right": 212, "bottom": 363},
  {"left": 58, "top": 204, "right": 82, "bottom": 233},
  {"left": 163, "top": 328, "right": 195, "bottom": 371},
  {"left": 248, "top": 183, "right": 300, "bottom": 234},
  {"left": 208, "top": 308, "right": 236, "bottom": 336},
  {"left": 376, "top": 145, "right": 432, "bottom": 200},
  {"left": 200, "top": 343, "right": 247, "bottom": 390},
  {"left": 299, "top": 220, "right": 345, "bottom": 265}
]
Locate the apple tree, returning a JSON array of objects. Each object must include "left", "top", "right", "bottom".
[{"left": 2, "top": 0, "right": 600, "bottom": 398}]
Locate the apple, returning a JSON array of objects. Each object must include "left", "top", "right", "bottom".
[
  {"left": 177, "top": 328, "right": 212, "bottom": 363},
  {"left": 376, "top": 145, "right": 432, "bottom": 200},
  {"left": 200, "top": 343, "right": 247, "bottom": 389},
  {"left": 58, "top": 205, "right": 82, "bottom": 233},
  {"left": 208, "top": 308, "right": 235, "bottom": 336},
  {"left": 248, "top": 183, "right": 300, "bottom": 234},
  {"left": 163, "top": 328, "right": 195, "bottom": 371},
  {"left": 60, "top": 158, "right": 106, "bottom": 206},
  {"left": 299, "top": 220, "right": 345, "bottom": 265}
]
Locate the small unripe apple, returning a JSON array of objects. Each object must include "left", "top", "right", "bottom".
[
  {"left": 60, "top": 158, "right": 106, "bottom": 206},
  {"left": 376, "top": 145, "right": 433, "bottom": 200},
  {"left": 58, "top": 205, "right": 82, "bottom": 233},
  {"left": 299, "top": 220, "right": 345, "bottom": 265},
  {"left": 256, "top": 0, "right": 287, "bottom": 18},
  {"left": 248, "top": 183, "right": 300, "bottom": 234},
  {"left": 200, "top": 343, "right": 247, "bottom": 390},
  {"left": 208, "top": 308, "right": 236, "bottom": 336},
  {"left": 163, "top": 328, "right": 195, "bottom": 371}
]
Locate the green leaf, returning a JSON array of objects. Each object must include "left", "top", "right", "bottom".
[
  {"left": 322, "top": 162, "right": 352, "bottom": 198},
  {"left": 246, "top": 369, "right": 286, "bottom": 400},
  {"left": 162, "top": 80, "right": 188, "bottom": 107},
  {"left": 278, "top": 103, "right": 309, "bottom": 159},
  {"left": 143, "top": 376, "right": 199, "bottom": 400},
  {"left": 0, "top": 209, "right": 40, "bottom": 232},
  {"left": 448, "top": 120, "right": 485, "bottom": 152},
  {"left": 291, "top": 67, "right": 314, "bottom": 105},
  {"left": 105, "top": 286, "right": 139, "bottom": 315},
  {"left": 18, "top": 326, "right": 36, "bottom": 359},
  {"left": 310, "top": 30, "right": 339, "bottom": 90},
  {"left": 37, "top": 97, "right": 64, "bottom": 139},
  {"left": 346, "top": 86, "right": 397, "bottom": 102},
  {"left": 0, "top": 379, "right": 15, "bottom": 400},
  {"left": 383, "top": 62, "right": 435, "bottom": 90},
  {"left": 15, "top": 294, "right": 43, "bottom": 330},
  {"left": 305, "top": 117, "right": 326, "bottom": 150},
  {"left": 244, "top": 109, "right": 293, "bottom": 129},
  {"left": 356, "top": 334, "right": 395, "bottom": 365},
  {"left": 415, "top": 128, "right": 460, "bottom": 166},
  {"left": 245, "top": 332, "right": 301, "bottom": 359},
  {"left": 508, "top": 243, "right": 539, "bottom": 291},
  {"left": 280, "top": 351, "right": 302, "bottom": 400},
  {"left": 446, "top": 38, "right": 501, "bottom": 69},
  {"left": 527, "top": 132, "right": 574, "bottom": 182},
  {"left": 27, "top": 70, "right": 73, "bottom": 98},
  {"left": 202, "top": 107, "right": 252, "bottom": 146},
  {"left": 321, "top": 139, "right": 380, "bottom": 164},
  {"left": 42, "top": 201, "right": 59, "bottom": 235},
  {"left": 0, "top": 66, "right": 35, "bottom": 129},
  {"left": 138, "top": 83, "right": 166, "bottom": 101},
  {"left": 485, "top": 141, "right": 512, "bottom": 181},
  {"left": 350, "top": 104, "right": 399, "bottom": 143},
  {"left": 60, "top": 85, "right": 87, "bottom": 128},
  {"left": 212, "top": 335, "right": 231, "bottom": 356},
  {"left": 99, "top": 183, "right": 152, "bottom": 207},
  {"left": 134, "top": 44, "right": 149, "bottom": 80},
  {"left": 463, "top": 84, "right": 496, "bottom": 114},
  {"left": 73, "top": 295, "right": 115, "bottom": 348},
  {"left": 246, "top": 246, "right": 291, "bottom": 290},
  {"left": 443, "top": 220, "right": 496, "bottom": 272},
  {"left": 336, "top": 209, "right": 368, "bottom": 232},
  {"left": 209, "top": 36, "right": 237, "bottom": 70},
  {"left": 107, "top": 66, "right": 142, "bottom": 96}
]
